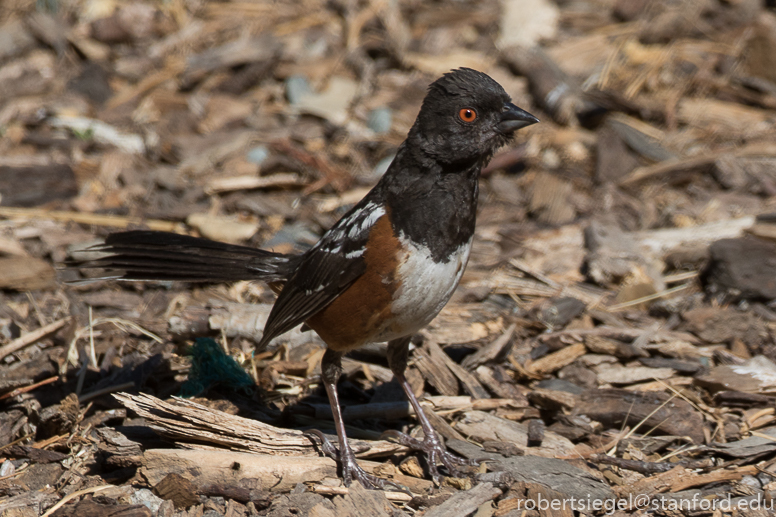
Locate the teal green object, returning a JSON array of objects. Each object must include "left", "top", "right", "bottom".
[{"left": 179, "top": 338, "right": 254, "bottom": 397}]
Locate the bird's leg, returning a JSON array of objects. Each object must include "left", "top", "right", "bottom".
[
  {"left": 305, "top": 348, "right": 407, "bottom": 491},
  {"left": 384, "top": 337, "right": 479, "bottom": 484}
]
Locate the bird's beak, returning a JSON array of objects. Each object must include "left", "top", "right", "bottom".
[{"left": 498, "top": 103, "right": 539, "bottom": 133}]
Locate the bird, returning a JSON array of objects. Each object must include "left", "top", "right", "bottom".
[{"left": 77, "top": 68, "right": 538, "bottom": 490}]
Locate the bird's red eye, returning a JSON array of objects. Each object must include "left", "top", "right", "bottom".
[{"left": 458, "top": 108, "right": 477, "bottom": 123}]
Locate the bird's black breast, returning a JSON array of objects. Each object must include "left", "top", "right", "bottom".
[{"left": 380, "top": 161, "right": 480, "bottom": 263}]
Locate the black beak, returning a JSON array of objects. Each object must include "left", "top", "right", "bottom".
[{"left": 498, "top": 103, "right": 539, "bottom": 133}]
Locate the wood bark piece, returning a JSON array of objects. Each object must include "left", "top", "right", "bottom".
[
  {"left": 1, "top": 445, "right": 66, "bottom": 464},
  {"left": 461, "top": 324, "right": 516, "bottom": 370},
  {"left": 499, "top": 456, "right": 613, "bottom": 502},
  {"left": 669, "top": 466, "right": 757, "bottom": 492},
  {"left": 636, "top": 215, "right": 755, "bottom": 255},
  {"left": 694, "top": 356, "right": 776, "bottom": 394},
  {"left": 500, "top": 483, "right": 577, "bottom": 517},
  {"left": 97, "top": 427, "right": 143, "bottom": 462},
  {"left": 0, "top": 317, "right": 70, "bottom": 362},
  {"left": 595, "top": 365, "right": 675, "bottom": 385},
  {"left": 678, "top": 97, "right": 771, "bottom": 134},
  {"left": 596, "top": 122, "right": 640, "bottom": 184},
  {"left": 475, "top": 366, "right": 527, "bottom": 400},
  {"left": 607, "top": 113, "right": 675, "bottom": 163},
  {"left": 181, "top": 35, "right": 282, "bottom": 86},
  {"left": 270, "top": 139, "right": 352, "bottom": 193},
  {"left": 456, "top": 411, "right": 577, "bottom": 458},
  {"left": 618, "top": 142, "right": 776, "bottom": 186},
  {"left": 425, "top": 339, "right": 490, "bottom": 399},
  {"left": 0, "top": 207, "right": 185, "bottom": 233},
  {"left": 526, "top": 419, "right": 545, "bottom": 446},
  {"left": 423, "top": 406, "right": 467, "bottom": 442},
  {"left": 485, "top": 272, "right": 606, "bottom": 306},
  {"left": 584, "top": 219, "right": 662, "bottom": 289},
  {"left": 527, "top": 388, "right": 578, "bottom": 411},
  {"left": 264, "top": 492, "right": 335, "bottom": 517},
  {"left": 140, "top": 449, "right": 429, "bottom": 494},
  {"left": 486, "top": 216, "right": 756, "bottom": 305},
  {"left": 0, "top": 164, "right": 78, "bottom": 207},
  {"left": 1, "top": 489, "right": 59, "bottom": 516},
  {"left": 0, "top": 256, "right": 56, "bottom": 291},
  {"left": 530, "top": 297, "right": 586, "bottom": 332},
  {"left": 50, "top": 500, "right": 151, "bottom": 517},
  {"left": 422, "top": 482, "right": 501, "bottom": 517},
  {"left": 527, "top": 343, "right": 586, "bottom": 376},
  {"left": 114, "top": 392, "right": 403, "bottom": 458},
  {"left": 141, "top": 449, "right": 337, "bottom": 493},
  {"left": 747, "top": 214, "right": 776, "bottom": 241},
  {"left": 706, "top": 427, "right": 776, "bottom": 458},
  {"left": 327, "top": 483, "right": 409, "bottom": 517},
  {"left": 612, "top": 464, "right": 757, "bottom": 501},
  {"left": 584, "top": 335, "right": 644, "bottom": 359},
  {"left": 682, "top": 307, "right": 768, "bottom": 345},
  {"left": 590, "top": 453, "right": 683, "bottom": 474},
  {"left": 573, "top": 389, "right": 705, "bottom": 443},
  {"left": 308, "top": 484, "right": 412, "bottom": 504},
  {"left": 703, "top": 237, "right": 776, "bottom": 300},
  {"left": 536, "top": 326, "right": 701, "bottom": 347},
  {"left": 413, "top": 344, "right": 459, "bottom": 396},
  {"left": 530, "top": 171, "right": 575, "bottom": 225},
  {"left": 152, "top": 473, "right": 200, "bottom": 509},
  {"left": 40, "top": 485, "right": 114, "bottom": 517},
  {"left": 611, "top": 465, "right": 684, "bottom": 501},
  {"left": 205, "top": 173, "right": 304, "bottom": 194}
]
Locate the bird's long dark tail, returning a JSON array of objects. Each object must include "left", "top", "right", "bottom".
[{"left": 74, "top": 230, "right": 297, "bottom": 283}]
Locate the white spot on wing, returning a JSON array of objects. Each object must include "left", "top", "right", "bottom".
[
  {"left": 312, "top": 203, "right": 385, "bottom": 255},
  {"left": 325, "top": 202, "right": 385, "bottom": 243},
  {"left": 361, "top": 203, "right": 385, "bottom": 228}
]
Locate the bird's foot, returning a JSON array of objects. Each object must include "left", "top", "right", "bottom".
[
  {"left": 382, "top": 429, "right": 479, "bottom": 484},
  {"left": 305, "top": 429, "right": 410, "bottom": 493}
]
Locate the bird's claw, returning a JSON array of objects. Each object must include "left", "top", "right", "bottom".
[
  {"left": 304, "top": 429, "right": 411, "bottom": 494},
  {"left": 382, "top": 429, "right": 479, "bottom": 484}
]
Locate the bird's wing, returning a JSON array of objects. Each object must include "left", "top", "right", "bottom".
[{"left": 256, "top": 201, "right": 386, "bottom": 349}]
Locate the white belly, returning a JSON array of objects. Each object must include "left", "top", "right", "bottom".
[{"left": 376, "top": 236, "right": 472, "bottom": 342}]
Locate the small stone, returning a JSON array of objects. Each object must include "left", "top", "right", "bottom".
[
  {"left": 246, "top": 145, "right": 270, "bottom": 165},
  {"left": 367, "top": 107, "right": 392, "bottom": 134},
  {"left": 129, "top": 488, "right": 164, "bottom": 515},
  {"left": 0, "top": 460, "right": 15, "bottom": 477},
  {"left": 285, "top": 75, "right": 311, "bottom": 105}
]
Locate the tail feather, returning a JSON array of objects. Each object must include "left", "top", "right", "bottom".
[{"left": 76, "top": 230, "right": 297, "bottom": 283}]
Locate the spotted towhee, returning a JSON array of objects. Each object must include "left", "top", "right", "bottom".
[{"left": 78, "top": 68, "right": 538, "bottom": 489}]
